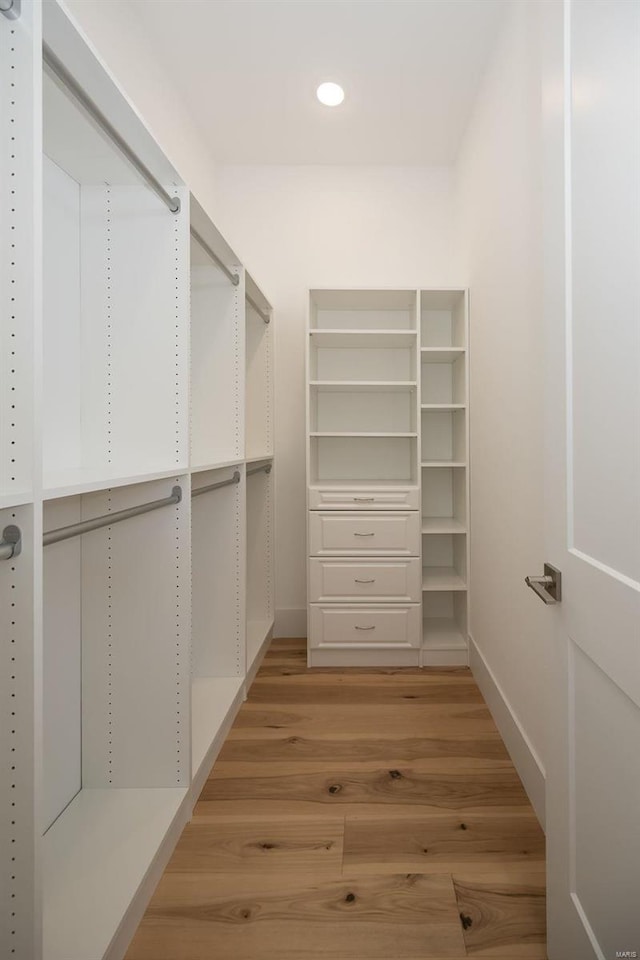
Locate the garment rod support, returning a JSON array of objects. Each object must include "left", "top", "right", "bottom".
[
  {"left": 43, "top": 44, "right": 181, "bottom": 215},
  {"left": 191, "top": 228, "right": 240, "bottom": 287},
  {"left": 43, "top": 486, "right": 182, "bottom": 547},
  {"left": 246, "top": 463, "right": 272, "bottom": 477},
  {"left": 0, "top": 0, "right": 20, "bottom": 20},
  {"left": 0, "top": 525, "right": 22, "bottom": 561},
  {"left": 192, "top": 470, "right": 241, "bottom": 497},
  {"left": 246, "top": 293, "right": 270, "bottom": 324}
]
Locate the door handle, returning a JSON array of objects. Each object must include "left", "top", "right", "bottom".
[
  {"left": 354, "top": 578, "right": 375, "bottom": 583},
  {"left": 355, "top": 625, "right": 376, "bottom": 630},
  {"left": 525, "top": 563, "right": 561, "bottom": 604},
  {"left": 353, "top": 497, "right": 375, "bottom": 502},
  {"left": 354, "top": 532, "right": 375, "bottom": 537}
]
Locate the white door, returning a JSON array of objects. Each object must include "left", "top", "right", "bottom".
[{"left": 541, "top": 1, "right": 640, "bottom": 958}]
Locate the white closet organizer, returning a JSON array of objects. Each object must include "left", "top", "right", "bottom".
[
  {"left": 306, "top": 289, "right": 469, "bottom": 667},
  {"left": 1, "top": 3, "right": 276, "bottom": 959}
]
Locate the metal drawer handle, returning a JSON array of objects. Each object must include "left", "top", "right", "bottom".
[
  {"left": 355, "top": 625, "right": 376, "bottom": 630},
  {"left": 354, "top": 532, "right": 375, "bottom": 537},
  {"left": 353, "top": 497, "right": 375, "bottom": 502},
  {"left": 355, "top": 578, "right": 375, "bottom": 583}
]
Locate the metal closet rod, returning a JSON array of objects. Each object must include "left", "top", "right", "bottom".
[
  {"left": 42, "top": 43, "right": 181, "bottom": 215},
  {"left": 247, "top": 463, "right": 272, "bottom": 477},
  {"left": 246, "top": 293, "right": 270, "bottom": 325},
  {"left": 191, "top": 228, "right": 240, "bottom": 288},
  {"left": 192, "top": 470, "right": 240, "bottom": 497},
  {"left": 0, "top": 525, "right": 21, "bottom": 561},
  {"left": 43, "top": 485, "right": 182, "bottom": 547},
  {"left": 0, "top": 0, "right": 20, "bottom": 20}
]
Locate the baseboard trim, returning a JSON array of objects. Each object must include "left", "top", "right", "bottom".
[
  {"left": 468, "top": 634, "right": 546, "bottom": 830},
  {"left": 274, "top": 607, "right": 307, "bottom": 638}
]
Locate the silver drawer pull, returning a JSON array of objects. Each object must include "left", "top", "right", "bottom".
[
  {"left": 355, "top": 578, "right": 375, "bottom": 583},
  {"left": 355, "top": 625, "right": 376, "bottom": 630},
  {"left": 354, "top": 532, "right": 375, "bottom": 537},
  {"left": 353, "top": 497, "right": 375, "bottom": 502}
]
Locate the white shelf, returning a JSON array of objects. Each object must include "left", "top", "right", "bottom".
[
  {"left": 191, "top": 676, "right": 244, "bottom": 778},
  {"left": 420, "top": 348, "right": 466, "bottom": 363},
  {"left": 43, "top": 466, "right": 187, "bottom": 501},
  {"left": 422, "top": 567, "right": 467, "bottom": 591},
  {"left": 421, "top": 517, "right": 467, "bottom": 534},
  {"left": 310, "top": 330, "right": 417, "bottom": 348},
  {"left": 43, "top": 787, "right": 188, "bottom": 960},
  {"left": 310, "top": 380, "right": 418, "bottom": 389},
  {"left": 247, "top": 618, "right": 273, "bottom": 672},
  {"left": 190, "top": 457, "right": 244, "bottom": 475},
  {"left": 0, "top": 490, "right": 33, "bottom": 510},
  {"left": 422, "top": 618, "right": 468, "bottom": 649},
  {"left": 421, "top": 403, "right": 466, "bottom": 411},
  {"left": 310, "top": 432, "right": 417, "bottom": 438},
  {"left": 310, "top": 479, "right": 418, "bottom": 490},
  {"left": 421, "top": 460, "right": 466, "bottom": 468},
  {"left": 246, "top": 454, "right": 274, "bottom": 464}
]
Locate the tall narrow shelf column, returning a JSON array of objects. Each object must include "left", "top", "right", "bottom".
[{"left": 420, "top": 290, "right": 470, "bottom": 665}]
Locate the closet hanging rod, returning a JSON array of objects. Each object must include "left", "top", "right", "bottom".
[
  {"left": 246, "top": 293, "right": 270, "bottom": 325},
  {"left": 43, "top": 486, "right": 182, "bottom": 547},
  {"left": 191, "top": 228, "right": 240, "bottom": 287},
  {"left": 42, "top": 44, "right": 181, "bottom": 215},
  {"left": 0, "top": 0, "right": 20, "bottom": 21},
  {"left": 246, "top": 463, "right": 272, "bottom": 477},
  {"left": 192, "top": 470, "right": 241, "bottom": 497},
  {"left": 0, "top": 525, "right": 21, "bottom": 561}
]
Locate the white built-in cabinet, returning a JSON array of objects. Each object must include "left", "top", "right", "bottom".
[
  {"left": 306, "top": 289, "right": 469, "bottom": 667},
  {"left": 0, "top": 3, "right": 274, "bottom": 959}
]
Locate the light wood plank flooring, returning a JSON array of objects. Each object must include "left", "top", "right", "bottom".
[{"left": 126, "top": 638, "right": 546, "bottom": 959}]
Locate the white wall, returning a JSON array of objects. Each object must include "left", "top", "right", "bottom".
[
  {"left": 213, "top": 165, "right": 458, "bottom": 636},
  {"left": 455, "top": 0, "right": 550, "bottom": 823}
]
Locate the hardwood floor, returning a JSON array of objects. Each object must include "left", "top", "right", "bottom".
[{"left": 126, "top": 638, "right": 546, "bottom": 960}]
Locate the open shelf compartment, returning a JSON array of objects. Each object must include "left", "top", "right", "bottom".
[
  {"left": 310, "top": 289, "right": 417, "bottom": 330},
  {"left": 42, "top": 69, "right": 188, "bottom": 493},
  {"left": 310, "top": 436, "right": 419, "bottom": 486},
  {"left": 420, "top": 290, "right": 466, "bottom": 348},
  {"left": 421, "top": 351, "right": 466, "bottom": 405},
  {"left": 421, "top": 408, "right": 466, "bottom": 463},
  {"left": 311, "top": 383, "right": 417, "bottom": 434}
]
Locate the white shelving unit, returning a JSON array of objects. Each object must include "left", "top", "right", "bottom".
[
  {"left": 0, "top": 4, "right": 275, "bottom": 959},
  {"left": 306, "top": 288, "right": 469, "bottom": 667},
  {"left": 420, "top": 290, "right": 470, "bottom": 665}
]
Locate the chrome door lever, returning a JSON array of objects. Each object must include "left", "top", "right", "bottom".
[{"left": 525, "top": 563, "right": 562, "bottom": 604}]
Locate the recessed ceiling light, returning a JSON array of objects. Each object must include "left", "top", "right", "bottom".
[{"left": 316, "top": 82, "right": 345, "bottom": 107}]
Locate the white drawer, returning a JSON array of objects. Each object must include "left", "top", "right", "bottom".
[
  {"left": 309, "top": 487, "right": 419, "bottom": 511},
  {"left": 308, "top": 511, "right": 420, "bottom": 556},
  {"left": 309, "top": 558, "right": 421, "bottom": 602},
  {"left": 309, "top": 604, "right": 421, "bottom": 648}
]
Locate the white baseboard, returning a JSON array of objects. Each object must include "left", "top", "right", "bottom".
[
  {"left": 274, "top": 607, "right": 307, "bottom": 638},
  {"left": 468, "top": 634, "right": 546, "bottom": 830}
]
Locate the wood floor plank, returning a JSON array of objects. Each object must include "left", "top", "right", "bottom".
[
  {"left": 453, "top": 874, "right": 547, "bottom": 957},
  {"left": 126, "top": 873, "right": 467, "bottom": 960},
  {"left": 343, "top": 812, "right": 545, "bottom": 875},
  {"left": 247, "top": 679, "right": 484, "bottom": 705},
  {"left": 199, "top": 766, "right": 530, "bottom": 809},
  {"left": 218, "top": 734, "right": 509, "bottom": 763},
  {"left": 164, "top": 818, "right": 344, "bottom": 876},
  {"left": 228, "top": 703, "right": 499, "bottom": 739}
]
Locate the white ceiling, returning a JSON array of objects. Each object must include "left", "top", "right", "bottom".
[{"left": 127, "top": 0, "right": 508, "bottom": 165}]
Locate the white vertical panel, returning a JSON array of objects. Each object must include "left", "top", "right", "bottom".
[
  {"left": 0, "top": 2, "right": 36, "bottom": 505},
  {"left": 190, "top": 252, "right": 243, "bottom": 467},
  {"left": 81, "top": 185, "right": 189, "bottom": 478},
  {"left": 81, "top": 478, "right": 191, "bottom": 788},
  {"left": 245, "top": 309, "right": 273, "bottom": 459},
  {"left": 192, "top": 469, "right": 244, "bottom": 677},
  {"left": 42, "top": 158, "right": 81, "bottom": 476},
  {"left": 42, "top": 499, "right": 82, "bottom": 831},
  {"left": 570, "top": 0, "right": 640, "bottom": 582}
]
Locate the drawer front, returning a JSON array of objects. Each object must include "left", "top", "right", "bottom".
[
  {"left": 309, "top": 487, "right": 420, "bottom": 511},
  {"left": 309, "top": 604, "right": 421, "bottom": 648},
  {"left": 309, "top": 512, "right": 420, "bottom": 556},
  {"left": 309, "top": 558, "right": 421, "bottom": 602}
]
